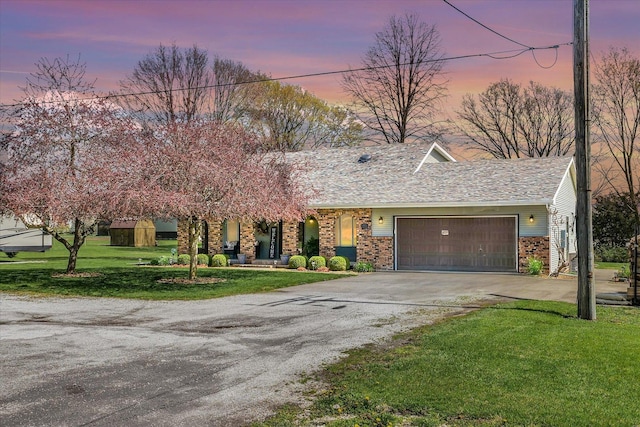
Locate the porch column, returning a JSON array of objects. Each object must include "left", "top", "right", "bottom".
[
  {"left": 317, "top": 210, "right": 336, "bottom": 260},
  {"left": 239, "top": 222, "right": 255, "bottom": 262},
  {"left": 206, "top": 219, "right": 223, "bottom": 256},
  {"left": 281, "top": 221, "right": 299, "bottom": 256}
]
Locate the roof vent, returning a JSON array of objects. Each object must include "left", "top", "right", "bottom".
[{"left": 358, "top": 154, "right": 372, "bottom": 163}]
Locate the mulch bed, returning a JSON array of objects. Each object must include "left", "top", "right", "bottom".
[{"left": 156, "top": 277, "right": 226, "bottom": 285}]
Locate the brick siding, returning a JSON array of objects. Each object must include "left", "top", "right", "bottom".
[
  {"left": 281, "top": 221, "right": 299, "bottom": 255},
  {"left": 519, "top": 236, "right": 550, "bottom": 274}
]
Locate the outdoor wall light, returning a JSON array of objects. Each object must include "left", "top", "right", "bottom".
[
  {"left": 378, "top": 216, "right": 384, "bottom": 225},
  {"left": 529, "top": 214, "right": 535, "bottom": 223}
]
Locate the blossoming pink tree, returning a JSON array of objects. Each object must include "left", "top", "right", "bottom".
[
  {"left": 141, "top": 120, "right": 309, "bottom": 279},
  {"left": 1, "top": 55, "right": 309, "bottom": 279},
  {"left": 0, "top": 56, "right": 145, "bottom": 274}
]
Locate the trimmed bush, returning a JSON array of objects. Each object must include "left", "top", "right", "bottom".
[
  {"left": 527, "top": 257, "right": 543, "bottom": 275},
  {"left": 308, "top": 256, "right": 326, "bottom": 270},
  {"left": 355, "top": 261, "right": 374, "bottom": 272},
  {"left": 288, "top": 255, "right": 307, "bottom": 269},
  {"left": 342, "top": 256, "right": 352, "bottom": 270},
  {"left": 197, "top": 253, "right": 209, "bottom": 266},
  {"left": 329, "top": 256, "right": 347, "bottom": 271},
  {"left": 177, "top": 254, "right": 190, "bottom": 265},
  {"left": 211, "top": 254, "right": 228, "bottom": 267},
  {"left": 153, "top": 256, "right": 170, "bottom": 266}
]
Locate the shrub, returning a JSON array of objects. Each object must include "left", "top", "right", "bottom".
[
  {"left": 197, "top": 253, "right": 210, "bottom": 265},
  {"left": 617, "top": 265, "right": 630, "bottom": 279},
  {"left": 303, "top": 236, "right": 319, "bottom": 257},
  {"left": 341, "top": 256, "right": 352, "bottom": 270},
  {"left": 355, "top": 261, "right": 374, "bottom": 272},
  {"left": 288, "top": 255, "right": 307, "bottom": 269},
  {"left": 177, "top": 254, "right": 190, "bottom": 265},
  {"left": 211, "top": 254, "right": 228, "bottom": 267},
  {"left": 527, "top": 257, "right": 543, "bottom": 275},
  {"left": 595, "top": 245, "right": 629, "bottom": 263},
  {"left": 308, "top": 256, "right": 326, "bottom": 270},
  {"left": 154, "top": 256, "right": 170, "bottom": 266},
  {"left": 329, "top": 256, "right": 347, "bottom": 271}
]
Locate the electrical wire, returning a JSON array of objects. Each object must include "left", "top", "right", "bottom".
[
  {"left": 442, "top": 0, "right": 532, "bottom": 48},
  {"left": 0, "top": 43, "right": 572, "bottom": 109},
  {"left": 442, "top": 0, "right": 565, "bottom": 69}
]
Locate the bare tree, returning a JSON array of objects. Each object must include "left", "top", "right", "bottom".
[
  {"left": 119, "top": 43, "right": 211, "bottom": 124},
  {"left": 210, "top": 56, "right": 266, "bottom": 123},
  {"left": 342, "top": 13, "right": 447, "bottom": 144},
  {"left": 457, "top": 79, "right": 574, "bottom": 158},
  {"left": 592, "top": 47, "right": 640, "bottom": 224}
]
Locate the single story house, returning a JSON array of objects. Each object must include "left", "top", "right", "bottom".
[{"left": 178, "top": 143, "right": 577, "bottom": 274}]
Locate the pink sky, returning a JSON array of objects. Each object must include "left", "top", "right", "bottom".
[{"left": 1, "top": 0, "right": 638, "bottom": 118}]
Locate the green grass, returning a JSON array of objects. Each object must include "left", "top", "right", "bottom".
[
  {"left": 0, "top": 236, "right": 347, "bottom": 300},
  {"left": 594, "top": 261, "right": 630, "bottom": 270},
  {"left": 1, "top": 235, "right": 176, "bottom": 269},
  {"left": 258, "top": 301, "right": 640, "bottom": 427}
]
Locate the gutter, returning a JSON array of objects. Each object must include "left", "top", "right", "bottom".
[{"left": 309, "top": 199, "right": 554, "bottom": 210}]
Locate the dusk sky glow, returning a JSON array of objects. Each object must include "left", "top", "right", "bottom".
[{"left": 1, "top": 0, "right": 639, "bottom": 118}]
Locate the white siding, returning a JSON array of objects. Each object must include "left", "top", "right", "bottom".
[
  {"left": 548, "top": 164, "right": 577, "bottom": 274},
  {"left": 424, "top": 150, "right": 449, "bottom": 163}
]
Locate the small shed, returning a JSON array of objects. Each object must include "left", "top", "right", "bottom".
[{"left": 109, "top": 219, "right": 156, "bottom": 247}]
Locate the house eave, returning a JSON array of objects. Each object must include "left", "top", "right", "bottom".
[{"left": 309, "top": 199, "right": 554, "bottom": 210}]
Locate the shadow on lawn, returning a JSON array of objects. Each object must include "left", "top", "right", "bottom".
[{"left": 487, "top": 295, "right": 576, "bottom": 318}]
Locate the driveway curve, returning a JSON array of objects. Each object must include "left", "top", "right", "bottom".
[{"left": 0, "top": 271, "right": 624, "bottom": 426}]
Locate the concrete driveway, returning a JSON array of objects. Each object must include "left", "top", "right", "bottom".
[{"left": 0, "top": 271, "right": 625, "bottom": 426}]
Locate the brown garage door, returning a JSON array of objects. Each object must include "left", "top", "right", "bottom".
[{"left": 397, "top": 217, "right": 517, "bottom": 272}]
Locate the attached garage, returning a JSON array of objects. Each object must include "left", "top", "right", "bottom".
[{"left": 396, "top": 216, "right": 518, "bottom": 272}]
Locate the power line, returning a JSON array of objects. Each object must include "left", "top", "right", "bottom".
[
  {"left": 442, "top": 0, "right": 532, "bottom": 49},
  {"left": 0, "top": 43, "right": 572, "bottom": 109}
]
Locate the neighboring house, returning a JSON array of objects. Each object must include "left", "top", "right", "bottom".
[{"left": 178, "top": 143, "right": 577, "bottom": 274}]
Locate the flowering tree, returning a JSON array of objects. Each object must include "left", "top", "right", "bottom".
[
  {"left": 0, "top": 55, "right": 143, "bottom": 274},
  {"left": 142, "top": 120, "right": 309, "bottom": 279}
]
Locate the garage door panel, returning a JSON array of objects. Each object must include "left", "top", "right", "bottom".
[{"left": 397, "top": 217, "right": 517, "bottom": 272}]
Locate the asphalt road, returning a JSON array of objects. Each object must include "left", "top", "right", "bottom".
[{"left": 0, "top": 271, "right": 626, "bottom": 426}]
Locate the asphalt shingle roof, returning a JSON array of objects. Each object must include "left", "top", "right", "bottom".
[{"left": 287, "top": 144, "right": 573, "bottom": 208}]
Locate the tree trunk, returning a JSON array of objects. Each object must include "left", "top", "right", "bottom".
[
  {"left": 66, "top": 245, "right": 79, "bottom": 274},
  {"left": 65, "top": 218, "right": 86, "bottom": 274},
  {"left": 188, "top": 217, "right": 202, "bottom": 280}
]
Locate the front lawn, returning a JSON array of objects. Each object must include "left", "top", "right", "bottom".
[
  {"left": 259, "top": 300, "right": 640, "bottom": 427},
  {"left": 0, "top": 236, "right": 346, "bottom": 300}
]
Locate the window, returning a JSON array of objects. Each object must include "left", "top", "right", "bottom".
[
  {"left": 224, "top": 220, "right": 240, "bottom": 243},
  {"left": 335, "top": 214, "right": 356, "bottom": 247}
]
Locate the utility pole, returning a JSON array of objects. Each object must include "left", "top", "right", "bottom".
[{"left": 573, "top": 0, "right": 596, "bottom": 320}]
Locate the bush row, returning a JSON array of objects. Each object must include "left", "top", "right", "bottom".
[
  {"left": 287, "top": 255, "right": 366, "bottom": 271},
  {"left": 148, "top": 252, "right": 376, "bottom": 272},
  {"left": 149, "top": 253, "right": 224, "bottom": 267}
]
